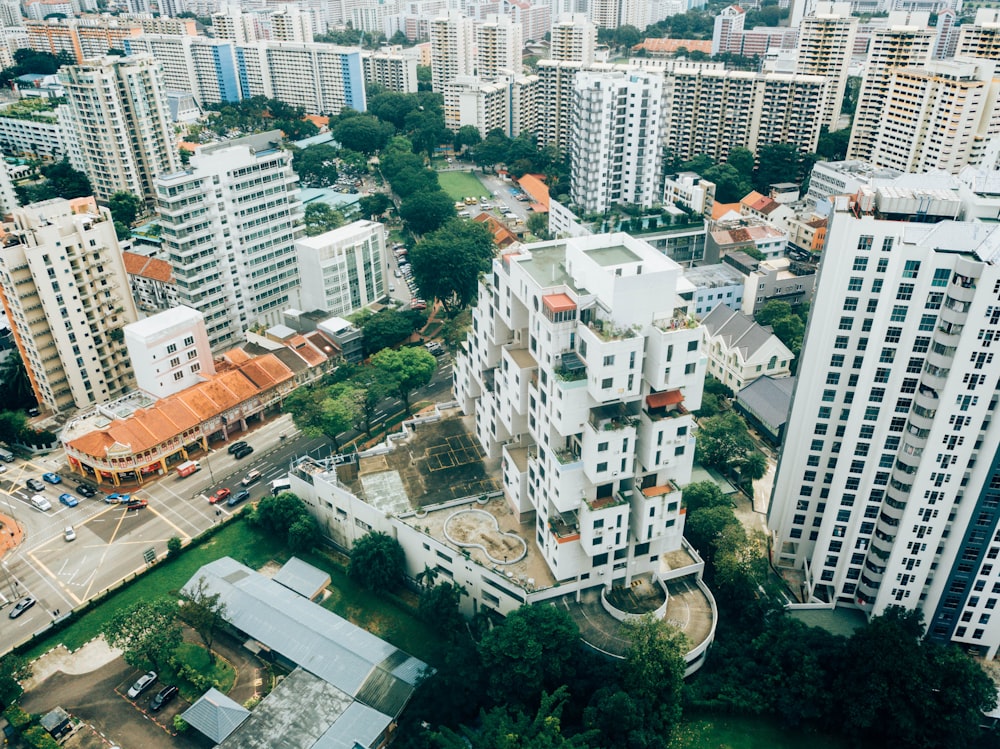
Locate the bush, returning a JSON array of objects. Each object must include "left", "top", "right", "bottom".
[
  {"left": 243, "top": 694, "right": 261, "bottom": 710},
  {"left": 173, "top": 715, "right": 188, "bottom": 733},
  {"left": 3, "top": 705, "right": 30, "bottom": 730},
  {"left": 166, "top": 536, "right": 183, "bottom": 559},
  {"left": 23, "top": 725, "right": 60, "bottom": 749}
]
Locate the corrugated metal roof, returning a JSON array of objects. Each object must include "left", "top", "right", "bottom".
[
  {"left": 314, "top": 702, "right": 392, "bottom": 749},
  {"left": 274, "top": 556, "right": 332, "bottom": 600},
  {"left": 185, "top": 559, "right": 428, "bottom": 717},
  {"left": 181, "top": 688, "right": 250, "bottom": 744},
  {"left": 736, "top": 375, "right": 796, "bottom": 430}
]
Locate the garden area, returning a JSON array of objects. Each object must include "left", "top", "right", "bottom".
[{"left": 436, "top": 170, "right": 491, "bottom": 202}]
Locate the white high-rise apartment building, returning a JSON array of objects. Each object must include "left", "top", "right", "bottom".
[
  {"left": 430, "top": 13, "right": 474, "bottom": 92},
  {"left": 549, "top": 14, "right": 596, "bottom": 63},
  {"left": 295, "top": 220, "right": 387, "bottom": 316},
  {"left": 124, "top": 305, "right": 215, "bottom": 399},
  {"left": 475, "top": 14, "right": 522, "bottom": 78},
  {"left": 870, "top": 58, "right": 1000, "bottom": 175},
  {"left": 587, "top": 0, "right": 619, "bottom": 29},
  {"left": 453, "top": 233, "right": 706, "bottom": 589},
  {"left": 236, "top": 42, "right": 367, "bottom": 115},
  {"left": 662, "top": 67, "right": 827, "bottom": 164},
  {"left": 124, "top": 35, "right": 242, "bottom": 107},
  {"left": 362, "top": 48, "right": 419, "bottom": 93},
  {"left": 0, "top": 199, "right": 139, "bottom": 412},
  {"left": 570, "top": 69, "right": 664, "bottom": 215},
  {"left": 59, "top": 55, "right": 181, "bottom": 203},
  {"left": 443, "top": 75, "right": 512, "bottom": 135},
  {"left": 847, "top": 12, "right": 934, "bottom": 163},
  {"left": 769, "top": 178, "right": 1000, "bottom": 657},
  {"left": 956, "top": 9, "right": 1000, "bottom": 61},
  {"left": 795, "top": 2, "right": 858, "bottom": 130},
  {"left": 156, "top": 132, "right": 303, "bottom": 352},
  {"left": 711, "top": 5, "right": 745, "bottom": 56}
]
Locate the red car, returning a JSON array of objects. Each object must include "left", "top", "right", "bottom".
[
  {"left": 125, "top": 498, "right": 148, "bottom": 510},
  {"left": 209, "top": 488, "right": 231, "bottom": 504}
]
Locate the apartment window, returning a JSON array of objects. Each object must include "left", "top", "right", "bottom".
[
  {"left": 864, "top": 407, "right": 880, "bottom": 421},
  {"left": 862, "top": 318, "right": 873, "bottom": 332},
  {"left": 818, "top": 407, "right": 831, "bottom": 419},
  {"left": 839, "top": 317, "right": 853, "bottom": 331},
  {"left": 835, "top": 336, "right": 849, "bottom": 349},
  {"left": 596, "top": 462, "right": 608, "bottom": 472},
  {"left": 852, "top": 257, "right": 868, "bottom": 272},
  {"left": 881, "top": 237, "right": 894, "bottom": 252},
  {"left": 885, "top": 327, "right": 902, "bottom": 343},
  {"left": 603, "top": 355, "right": 615, "bottom": 366},
  {"left": 169, "top": 357, "right": 180, "bottom": 367},
  {"left": 183, "top": 336, "right": 194, "bottom": 346},
  {"left": 932, "top": 268, "right": 949, "bottom": 287},
  {"left": 890, "top": 305, "right": 908, "bottom": 322},
  {"left": 897, "top": 284, "right": 914, "bottom": 301},
  {"left": 601, "top": 377, "right": 613, "bottom": 389},
  {"left": 867, "top": 299, "right": 879, "bottom": 313},
  {"left": 173, "top": 371, "right": 184, "bottom": 381},
  {"left": 926, "top": 293, "right": 943, "bottom": 309},
  {"left": 847, "top": 277, "right": 863, "bottom": 291},
  {"left": 166, "top": 343, "right": 177, "bottom": 354},
  {"left": 191, "top": 362, "right": 200, "bottom": 373},
  {"left": 826, "top": 372, "right": 840, "bottom": 385},
  {"left": 902, "top": 260, "right": 920, "bottom": 279},
  {"left": 872, "top": 279, "right": 884, "bottom": 294},
  {"left": 870, "top": 388, "right": 885, "bottom": 402},
  {"left": 822, "top": 389, "right": 836, "bottom": 402},
  {"left": 857, "top": 235, "right": 873, "bottom": 251},
  {"left": 876, "top": 258, "right": 889, "bottom": 273},
  {"left": 831, "top": 355, "right": 844, "bottom": 368},
  {"left": 918, "top": 314, "right": 936, "bottom": 331},
  {"left": 879, "top": 348, "right": 895, "bottom": 363},
  {"left": 844, "top": 297, "right": 858, "bottom": 311},
  {"left": 598, "top": 442, "right": 608, "bottom": 452}
]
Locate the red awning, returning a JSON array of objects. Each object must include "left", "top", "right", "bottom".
[
  {"left": 543, "top": 293, "right": 576, "bottom": 313},
  {"left": 646, "top": 390, "right": 683, "bottom": 408}
]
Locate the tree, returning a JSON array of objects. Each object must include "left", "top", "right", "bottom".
[
  {"left": 471, "top": 129, "right": 511, "bottom": 171},
  {"left": 466, "top": 687, "right": 598, "bottom": 749},
  {"left": 348, "top": 531, "right": 406, "bottom": 592},
  {"left": 0, "top": 654, "right": 31, "bottom": 707},
  {"left": 683, "top": 505, "right": 736, "bottom": 564},
  {"left": 252, "top": 492, "right": 308, "bottom": 536},
  {"left": 332, "top": 115, "right": 394, "bottom": 155},
  {"left": 701, "top": 163, "right": 752, "bottom": 203},
  {"left": 405, "top": 107, "right": 450, "bottom": 156},
  {"left": 618, "top": 615, "right": 688, "bottom": 747},
  {"left": 419, "top": 581, "right": 467, "bottom": 632},
  {"left": 741, "top": 450, "right": 768, "bottom": 484},
  {"left": 399, "top": 190, "right": 455, "bottom": 235},
  {"left": 179, "top": 575, "right": 228, "bottom": 663},
  {"left": 696, "top": 413, "right": 754, "bottom": 474},
  {"left": 410, "top": 219, "right": 495, "bottom": 316},
  {"left": 0, "top": 350, "right": 35, "bottom": 412},
  {"left": 754, "top": 142, "right": 803, "bottom": 191},
  {"left": 287, "top": 514, "right": 322, "bottom": 552},
  {"left": 370, "top": 347, "right": 436, "bottom": 414},
  {"left": 108, "top": 191, "right": 142, "bottom": 227},
  {"left": 816, "top": 126, "right": 850, "bottom": 161},
  {"left": 755, "top": 300, "right": 793, "bottom": 327},
  {"left": 368, "top": 91, "right": 420, "bottom": 130},
  {"left": 527, "top": 211, "right": 549, "bottom": 239},
  {"left": 358, "top": 192, "right": 391, "bottom": 219},
  {"left": 292, "top": 143, "right": 339, "bottom": 187},
  {"left": 453, "top": 125, "right": 481, "bottom": 153},
  {"left": 478, "top": 604, "right": 580, "bottom": 708},
  {"left": 284, "top": 384, "right": 359, "bottom": 451},
  {"left": 102, "top": 599, "right": 181, "bottom": 671},
  {"left": 348, "top": 368, "right": 390, "bottom": 438},
  {"left": 304, "top": 202, "right": 345, "bottom": 236},
  {"left": 726, "top": 147, "right": 755, "bottom": 179},
  {"left": 360, "top": 308, "right": 414, "bottom": 354}
]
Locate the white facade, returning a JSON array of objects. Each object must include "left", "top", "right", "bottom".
[
  {"left": 700, "top": 304, "right": 794, "bottom": 394},
  {"left": 847, "top": 12, "right": 934, "bottom": 162},
  {"left": 795, "top": 2, "right": 857, "bottom": 129},
  {"left": 0, "top": 109, "right": 64, "bottom": 159},
  {"left": 663, "top": 171, "right": 716, "bottom": 217},
  {"left": 123, "top": 35, "right": 242, "bottom": 107},
  {"left": 956, "top": 9, "right": 1000, "bottom": 61},
  {"left": 869, "top": 58, "right": 1000, "bottom": 176},
  {"left": 0, "top": 199, "right": 139, "bottom": 412},
  {"left": 570, "top": 68, "right": 664, "bottom": 215},
  {"left": 549, "top": 14, "right": 595, "bottom": 63},
  {"left": 454, "top": 233, "right": 707, "bottom": 586},
  {"left": 443, "top": 75, "right": 511, "bottom": 136},
  {"left": 295, "top": 220, "right": 387, "bottom": 317},
  {"left": 430, "top": 13, "right": 474, "bottom": 92},
  {"left": 59, "top": 55, "right": 181, "bottom": 203},
  {"left": 361, "top": 48, "right": 419, "bottom": 93},
  {"left": 683, "top": 263, "right": 745, "bottom": 318},
  {"left": 475, "top": 14, "right": 521, "bottom": 78},
  {"left": 155, "top": 132, "right": 303, "bottom": 352},
  {"left": 124, "top": 305, "right": 215, "bottom": 398},
  {"left": 769, "top": 184, "right": 1000, "bottom": 657}
]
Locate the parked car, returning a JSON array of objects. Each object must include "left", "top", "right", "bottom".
[
  {"left": 0, "top": 465, "right": 6, "bottom": 474},
  {"left": 42, "top": 472, "right": 61, "bottom": 485},
  {"left": 127, "top": 671, "right": 157, "bottom": 699},
  {"left": 227, "top": 490, "right": 250, "bottom": 508},
  {"left": 64, "top": 526, "right": 76, "bottom": 542},
  {"left": 210, "top": 488, "right": 231, "bottom": 504},
  {"left": 227, "top": 441, "right": 248, "bottom": 455},
  {"left": 58, "top": 493, "right": 79, "bottom": 507},
  {"left": 75, "top": 483, "right": 97, "bottom": 498},
  {"left": 241, "top": 470, "right": 262, "bottom": 486},
  {"left": 25, "top": 478, "right": 45, "bottom": 492},
  {"left": 394, "top": 269, "right": 402, "bottom": 278},
  {"left": 233, "top": 445, "right": 254, "bottom": 459},
  {"left": 30, "top": 495, "right": 51, "bottom": 511},
  {"left": 8, "top": 596, "right": 35, "bottom": 619},
  {"left": 150, "top": 684, "right": 178, "bottom": 712}
]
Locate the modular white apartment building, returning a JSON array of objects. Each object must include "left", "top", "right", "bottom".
[
  {"left": 769, "top": 177, "right": 1000, "bottom": 657},
  {"left": 453, "top": 233, "right": 706, "bottom": 588}
]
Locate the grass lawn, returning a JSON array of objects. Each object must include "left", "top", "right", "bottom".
[
  {"left": 437, "top": 171, "right": 490, "bottom": 202},
  {"left": 671, "top": 716, "right": 848, "bottom": 749}
]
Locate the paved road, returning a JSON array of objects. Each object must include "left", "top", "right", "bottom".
[{"left": 0, "top": 360, "right": 454, "bottom": 655}]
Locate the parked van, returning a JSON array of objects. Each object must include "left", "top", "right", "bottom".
[
  {"left": 270, "top": 476, "right": 291, "bottom": 495},
  {"left": 0, "top": 447, "right": 12, "bottom": 462}
]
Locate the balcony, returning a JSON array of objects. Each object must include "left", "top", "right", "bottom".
[
  {"left": 548, "top": 510, "right": 580, "bottom": 543},
  {"left": 653, "top": 312, "right": 698, "bottom": 332},
  {"left": 644, "top": 389, "right": 687, "bottom": 421},
  {"left": 590, "top": 402, "right": 639, "bottom": 432}
]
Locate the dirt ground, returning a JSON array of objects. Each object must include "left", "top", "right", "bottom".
[{"left": 20, "top": 631, "right": 266, "bottom": 749}]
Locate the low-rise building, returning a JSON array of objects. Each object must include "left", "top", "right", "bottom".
[
  {"left": 735, "top": 374, "right": 795, "bottom": 445},
  {"left": 683, "top": 263, "right": 745, "bottom": 319},
  {"left": 0, "top": 99, "right": 65, "bottom": 159},
  {"left": 663, "top": 171, "right": 716, "bottom": 217},
  {"left": 705, "top": 219, "right": 787, "bottom": 264},
  {"left": 124, "top": 306, "right": 215, "bottom": 399},
  {"left": 741, "top": 256, "right": 817, "bottom": 316},
  {"left": 121, "top": 251, "right": 178, "bottom": 313},
  {"left": 701, "top": 304, "right": 793, "bottom": 393}
]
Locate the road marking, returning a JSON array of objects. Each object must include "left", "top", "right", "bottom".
[
  {"left": 24, "top": 552, "right": 80, "bottom": 606},
  {"left": 147, "top": 505, "right": 189, "bottom": 539},
  {"left": 80, "top": 505, "right": 134, "bottom": 600}
]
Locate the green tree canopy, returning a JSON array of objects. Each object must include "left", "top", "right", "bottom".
[
  {"left": 471, "top": 129, "right": 511, "bottom": 171},
  {"left": 348, "top": 531, "right": 406, "bottom": 592},
  {"left": 358, "top": 192, "right": 391, "bottom": 219},
  {"left": 292, "top": 143, "right": 339, "bottom": 187},
  {"left": 108, "top": 191, "right": 142, "bottom": 227},
  {"left": 179, "top": 575, "right": 228, "bottom": 662},
  {"left": 618, "top": 615, "right": 688, "bottom": 746},
  {"left": 701, "top": 163, "right": 752, "bottom": 203},
  {"left": 367, "top": 91, "right": 420, "bottom": 130},
  {"left": 478, "top": 604, "right": 580, "bottom": 708},
  {"left": 410, "top": 219, "right": 495, "bottom": 316},
  {"left": 696, "top": 412, "right": 754, "bottom": 473},
  {"left": 370, "top": 346, "right": 436, "bottom": 414},
  {"left": 332, "top": 115, "right": 394, "bottom": 155},
  {"left": 399, "top": 190, "right": 455, "bottom": 235},
  {"left": 304, "top": 202, "right": 345, "bottom": 236},
  {"left": 283, "top": 384, "right": 359, "bottom": 450},
  {"left": 726, "top": 147, "right": 756, "bottom": 179},
  {"left": 453, "top": 125, "right": 482, "bottom": 152},
  {"left": 754, "top": 142, "right": 804, "bottom": 191},
  {"left": 0, "top": 654, "right": 31, "bottom": 707},
  {"left": 102, "top": 598, "right": 181, "bottom": 671},
  {"left": 359, "top": 308, "right": 416, "bottom": 354}
]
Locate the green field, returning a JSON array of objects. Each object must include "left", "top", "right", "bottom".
[
  {"left": 437, "top": 170, "right": 490, "bottom": 201},
  {"left": 671, "top": 716, "right": 848, "bottom": 749}
]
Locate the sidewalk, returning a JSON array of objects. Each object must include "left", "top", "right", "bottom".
[{"left": 23, "top": 638, "right": 121, "bottom": 691}]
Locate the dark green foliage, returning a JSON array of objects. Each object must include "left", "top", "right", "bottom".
[
  {"left": 250, "top": 492, "right": 322, "bottom": 553},
  {"left": 0, "top": 350, "right": 35, "bottom": 412},
  {"left": 409, "top": 219, "right": 495, "bottom": 315},
  {"left": 370, "top": 347, "right": 436, "bottom": 414},
  {"left": 166, "top": 536, "right": 183, "bottom": 559},
  {"left": 358, "top": 193, "right": 391, "bottom": 218},
  {"left": 16, "top": 160, "right": 93, "bottom": 205},
  {"left": 101, "top": 598, "right": 181, "bottom": 671},
  {"left": 204, "top": 97, "right": 318, "bottom": 139},
  {"left": 695, "top": 412, "right": 754, "bottom": 474},
  {"left": 816, "top": 127, "right": 851, "bottom": 161},
  {"left": 359, "top": 308, "right": 415, "bottom": 354},
  {"left": 291, "top": 143, "right": 338, "bottom": 187},
  {"left": 418, "top": 582, "right": 466, "bottom": 632},
  {"left": 348, "top": 531, "right": 406, "bottom": 592},
  {"left": 0, "top": 49, "right": 73, "bottom": 86},
  {"left": 0, "top": 655, "right": 31, "bottom": 707},
  {"left": 303, "top": 202, "right": 345, "bottom": 236},
  {"left": 399, "top": 190, "right": 455, "bottom": 235},
  {"left": 332, "top": 115, "right": 394, "bottom": 155}
]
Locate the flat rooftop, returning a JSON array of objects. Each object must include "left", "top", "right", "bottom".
[
  {"left": 586, "top": 243, "right": 641, "bottom": 267},
  {"left": 516, "top": 244, "right": 578, "bottom": 290}
]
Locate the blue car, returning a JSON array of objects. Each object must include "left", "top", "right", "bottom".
[
  {"left": 105, "top": 493, "right": 131, "bottom": 504},
  {"left": 58, "top": 493, "right": 79, "bottom": 507},
  {"left": 42, "top": 472, "right": 61, "bottom": 485}
]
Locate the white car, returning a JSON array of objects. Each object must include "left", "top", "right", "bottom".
[
  {"left": 64, "top": 526, "right": 76, "bottom": 542},
  {"left": 0, "top": 465, "right": 6, "bottom": 474},
  {"left": 30, "top": 495, "right": 51, "bottom": 512}
]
